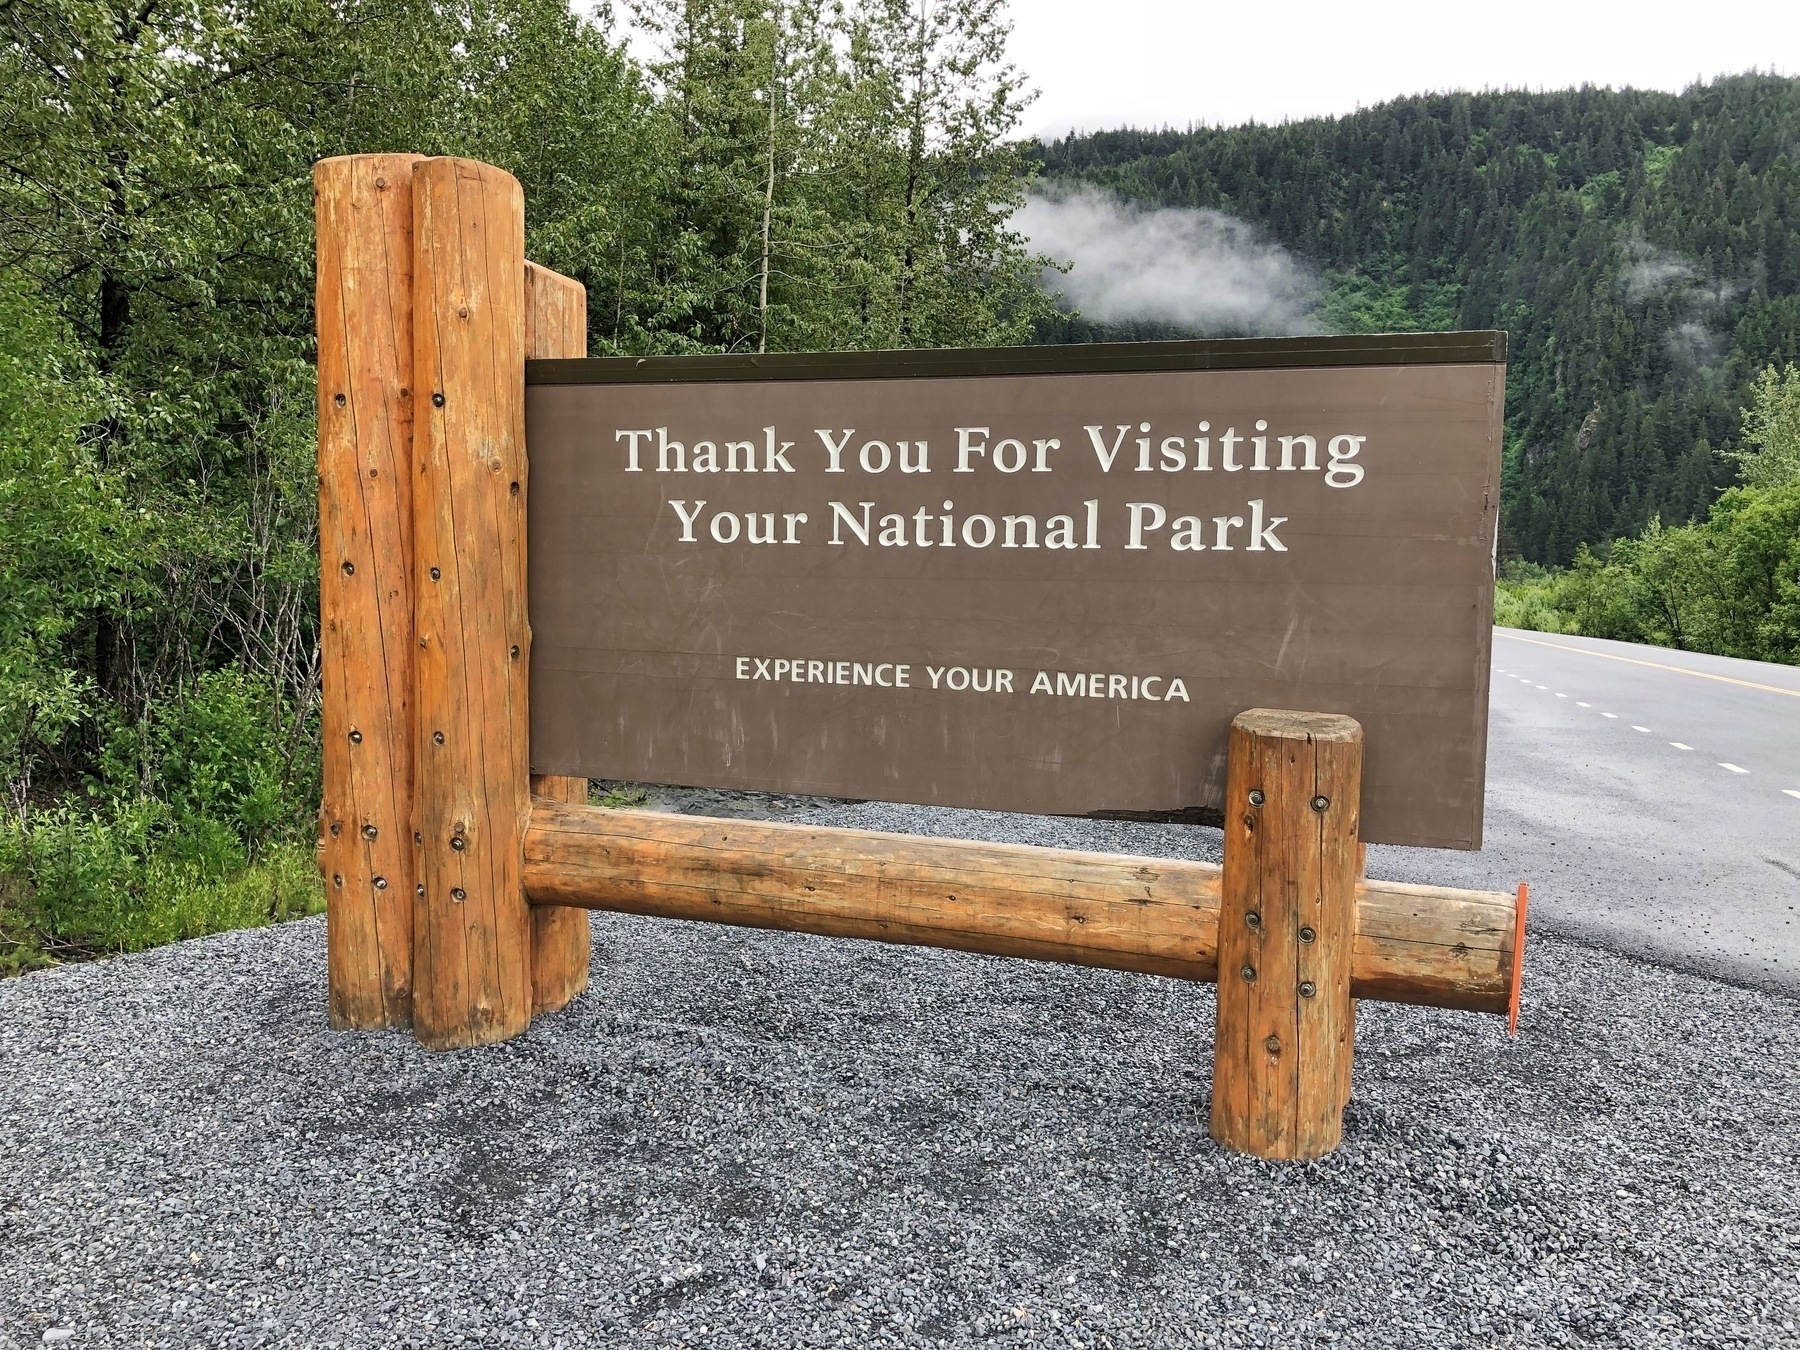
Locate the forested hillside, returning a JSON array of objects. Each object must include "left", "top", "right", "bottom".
[
  {"left": 0, "top": 0, "right": 1046, "bottom": 967},
  {"left": 1034, "top": 78, "right": 1800, "bottom": 564}
]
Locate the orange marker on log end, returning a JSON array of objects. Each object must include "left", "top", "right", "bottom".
[{"left": 1508, "top": 882, "right": 1529, "bottom": 1037}]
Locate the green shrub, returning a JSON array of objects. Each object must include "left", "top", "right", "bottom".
[
  {"left": 1, "top": 664, "right": 322, "bottom": 973},
  {"left": 1494, "top": 560, "right": 1573, "bottom": 634},
  {"left": 1494, "top": 482, "right": 1800, "bottom": 665}
]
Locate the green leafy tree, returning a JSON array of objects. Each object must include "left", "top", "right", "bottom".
[{"left": 1733, "top": 363, "right": 1800, "bottom": 487}]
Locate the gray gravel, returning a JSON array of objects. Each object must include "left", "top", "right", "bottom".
[{"left": 3, "top": 798, "right": 1799, "bottom": 1349}]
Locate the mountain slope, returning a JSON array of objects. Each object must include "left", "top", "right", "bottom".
[{"left": 1033, "top": 76, "right": 1800, "bottom": 563}]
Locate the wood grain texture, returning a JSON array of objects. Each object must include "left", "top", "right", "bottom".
[
  {"left": 1211, "top": 709, "right": 1363, "bottom": 1160},
  {"left": 410, "top": 157, "right": 533, "bottom": 1050},
  {"left": 315, "top": 153, "right": 424, "bottom": 1029},
  {"left": 521, "top": 800, "right": 1521, "bottom": 1012},
  {"left": 522, "top": 260, "right": 592, "bottom": 1019}
]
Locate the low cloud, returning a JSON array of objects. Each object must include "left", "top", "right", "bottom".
[
  {"left": 1014, "top": 186, "right": 1320, "bottom": 336},
  {"left": 1617, "top": 239, "right": 1742, "bottom": 371},
  {"left": 1620, "top": 241, "right": 1696, "bottom": 303}
]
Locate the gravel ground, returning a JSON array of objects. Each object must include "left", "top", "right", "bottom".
[{"left": 3, "top": 799, "right": 1798, "bottom": 1350}]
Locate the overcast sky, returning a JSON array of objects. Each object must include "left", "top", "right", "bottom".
[{"left": 1013, "top": 0, "right": 1800, "bottom": 137}]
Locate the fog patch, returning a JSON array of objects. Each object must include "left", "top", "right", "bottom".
[
  {"left": 1617, "top": 239, "right": 1742, "bottom": 371},
  {"left": 1620, "top": 241, "right": 1697, "bottom": 303},
  {"left": 1016, "top": 185, "right": 1320, "bottom": 336}
]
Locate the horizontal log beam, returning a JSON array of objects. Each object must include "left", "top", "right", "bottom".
[{"left": 522, "top": 800, "right": 1520, "bottom": 1015}]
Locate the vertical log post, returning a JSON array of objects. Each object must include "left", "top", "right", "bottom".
[
  {"left": 315, "top": 154, "right": 425, "bottom": 1029},
  {"left": 524, "top": 260, "right": 594, "bottom": 1017},
  {"left": 1212, "top": 709, "right": 1363, "bottom": 1159},
  {"left": 410, "top": 158, "right": 535, "bottom": 1049}
]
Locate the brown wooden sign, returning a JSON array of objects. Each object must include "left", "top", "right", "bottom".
[{"left": 524, "top": 335, "right": 1504, "bottom": 849}]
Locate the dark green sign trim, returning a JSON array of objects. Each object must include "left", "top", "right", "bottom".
[{"left": 526, "top": 331, "right": 1508, "bottom": 386}]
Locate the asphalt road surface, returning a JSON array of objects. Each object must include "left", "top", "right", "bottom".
[{"left": 1368, "top": 627, "right": 1800, "bottom": 996}]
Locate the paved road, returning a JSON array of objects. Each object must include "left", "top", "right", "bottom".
[{"left": 1369, "top": 627, "right": 1800, "bottom": 995}]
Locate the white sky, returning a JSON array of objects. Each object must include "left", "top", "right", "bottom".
[{"left": 1012, "top": 0, "right": 1800, "bottom": 138}]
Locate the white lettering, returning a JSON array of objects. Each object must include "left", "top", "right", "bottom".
[
  {"left": 1245, "top": 499, "right": 1288, "bottom": 552},
  {"left": 828, "top": 500, "right": 874, "bottom": 546},
  {"left": 1002, "top": 515, "right": 1037, "bottom": 548},
  {"left": 1125, "top": 502, "right": 1167, "bottom": 549},
  {"left": 1084, "top": 424, "right": 1129, "bottom": 472},
  {"left": 1278, "top": 434, "right": 1316, "bottom": 471},
  {"left": 669, "top": 499, "right": 707, "bottom": 542},
  {"left": 955, "top": 427, "right": 989, "bottom": 472},
  {"left": 657, "top": 427, "right": 684, "bottom": 473},
  {"left": 617, "top": 428, "right": 651, "bottom": 471},
  {"left": 764, "top": 427, "right": 795, "bottom": 472},
  {"left": 1327, "top": 434, "right": 1366, "bottom": 488},
  {"left": 817, "top": 427, "right": 854, "bottom": 472},
  {"left": 1170, "top": 515, "right": 1206, "bottom": 551}
]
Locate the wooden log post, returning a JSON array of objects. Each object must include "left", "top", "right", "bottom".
[
  {"left": 523, "top": 799, "right": 1524, "bottom": 1014},
  {"left": 315, "top": 153, "right": 425, "bottom": 1029},
  {"left": 1211, "top": 709, "right": 1363, "bottom": 1160},
  {"left": 523, "top": 261, "right": 593, "bottom": 1018},
  {"left": 519, "top": 247, "right": 593, "bottom": 1008},
  {"left": 410, "top": 158, "right": 535, "bottom": 1049}
]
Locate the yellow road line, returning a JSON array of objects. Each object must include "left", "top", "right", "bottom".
[{"left": 1496, "top": 632, "right": 1800, "bottom": 699}]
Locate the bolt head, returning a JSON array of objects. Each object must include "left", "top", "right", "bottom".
[
  {"left": 1248, "top": 789, "right": 1265, "bottom": 808},
  {"left": 1310, "top": 795, "right": 1330, "bottom": 813},
  {"left": 1263, "top": 1035, "right": 1281, "bottom": 1054},
  {"left": 1245, "top": 911, "right": 1262, "bottom": 930},
  {"left": 361, "top": 824, "right": 377, "bottom": 840},
  {"left": 450, "top": 887, "right": 466, "bottom": 903},
  {"left": 372, "top": 876, "right": 387, "bottom": 890},
  {"left": 431, "top": 392, "right": 445, "bottom": 407},
  {"left": 1299, "top": 981, "right": 1317, "bottom": 998},
  {"left": 348, "top": 729, "right": 362, "bottom": 744},
  {"left": 1240, "top": 964, "right": 1256, "bottom": 983},
  {"left": 1299, "top": 926, "right": 1316, "bottom": 943},
  {"left": 450, "top": 836, "right": 466, "bottom": 851}
]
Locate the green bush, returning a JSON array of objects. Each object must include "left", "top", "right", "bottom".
[
  {"left": 0, "top": 814, "right": 321, "bottom": 974},
  {"left": 0, "top": 665, "right": 321, "bottom": 972},
  {"left": 1494, "top": 561, "right": 1573, "bottom": 634},
  {"left": 1494, "top": 481, "right": 1800, "bottom": 665}
]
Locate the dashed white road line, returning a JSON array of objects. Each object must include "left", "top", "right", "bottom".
[{"left": 1498, "top": 660, "right": 1784, "bottom": 786}]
